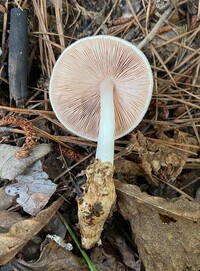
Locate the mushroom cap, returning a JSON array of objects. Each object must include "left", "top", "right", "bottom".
[{"left": 49, "top": 35, "right": 153, "bottom": 141}]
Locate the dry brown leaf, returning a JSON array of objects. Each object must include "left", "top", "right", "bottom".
[
  {"left": 0, "top": 211, "right": 24, "bottom": 229},
  {"left": 124, "top": 129, "right": 196, "bottom": 184},
  {"left": 115, "top": 180, "right": 200, "bottom": 271},
  {"left": 90, "top": 246, "right": 128, "bottom": 271},
  {"left": 106, "top": 223, "right": 141, "bottom": 270},
  {"left": 114, "top": 158, "right": 155, "bottom": 184},
  {"left": 11, "top": 238, "right": 88, "bottom": 271},
  {"left": 0, "top": 198, "right": 63, "bottom": 265}
]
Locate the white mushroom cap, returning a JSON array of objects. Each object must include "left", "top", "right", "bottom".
[{"left": 49, "top": 35, "right": 153, "bottom": 141}]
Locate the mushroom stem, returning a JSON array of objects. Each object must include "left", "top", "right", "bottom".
[{"left": 96, "top": 78, "right": 115, "bottom": 164}]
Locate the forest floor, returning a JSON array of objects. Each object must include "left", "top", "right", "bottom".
[{"left": 0, "top": 0, "right": 200, "bottom": 270}]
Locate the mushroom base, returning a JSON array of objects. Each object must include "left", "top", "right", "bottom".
[{"left": 78, "top": 160, "right": 116, "bottom": 249}]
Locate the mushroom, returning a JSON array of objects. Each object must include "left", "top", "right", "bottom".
[{"left": 49, "top": 35, "right": 153, "bottom": 249}]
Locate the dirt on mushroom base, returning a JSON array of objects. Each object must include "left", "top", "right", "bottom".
[{"left": 78, "top": 160, "right": 116, "bottom": 249}]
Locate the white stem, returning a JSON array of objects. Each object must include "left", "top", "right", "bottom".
[{"left": 96, "top": 79, "right": 115, "bottom": 164}]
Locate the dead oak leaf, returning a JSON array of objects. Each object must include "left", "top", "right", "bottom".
[
  {"left": 115, "top": 180, "right": 200, "bottom": 271},
  {"left": 0, "top": 198, "right": 63, "bottom": 265},
  {"left": 127, "top": 129, "right": 197, "bottom": 184}
]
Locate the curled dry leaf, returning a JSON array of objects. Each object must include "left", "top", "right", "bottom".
[
  {"left": 0, "top": 116, "right": 38, "bottom": 158},
  {"left": 0, "top": 143, "right": 51, "bottom": 180},
  {"left": 11, "top": 238, "right": 88, "bottom": 271},
  {"left": 115, "top": 180, "right": 200, "bottom": 271},
  {"left": 0, "top": 198, "right": 63, "bottom": 265},
  {"left": 121, "top": 129, "right": 197, "bottom": 185},
  {"left": 114, "top": 158, "right": 155, "bottom": 184},
  {"left": 78, "top": 160, "right": 116, "bottom": 249}
]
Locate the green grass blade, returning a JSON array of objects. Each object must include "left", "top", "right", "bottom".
[{"left": 58, "top": 212, "right": 97, "bottom": 271}]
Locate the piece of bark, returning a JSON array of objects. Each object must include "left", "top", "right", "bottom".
[{"left": 9, "top": 8, "right": 28, "bottom": 108}]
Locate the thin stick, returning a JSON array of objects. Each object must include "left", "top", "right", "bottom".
[
  {"left": 2, "top": 0, "right": 8, "bottom": 52},
  {"left": 138, "top": 6, "right": 173, "bottom": 49},
  {"left": 54, "top": 151, "right": 95, "bottom": 182},
  {"left": 55, "top": 0, "right": 65, "bottom": 51},
  {"left": 0, "top": 105, "right": 54, "bottom": 115}
]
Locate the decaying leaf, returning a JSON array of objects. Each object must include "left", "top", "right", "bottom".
[
  {"left": 106, "top": 222, "right": 141, "bottom": 270},
  {"left": 11, "top": 238, "right": 89, "bottom": 271},
  {"left": 0, "top": 210, "right": 24, "bottom": 230},
  {"left": 0, "top": 198, "right": 63, "bottom": 265},
  {"left": 90, "top": 246, "right": 129, "bottom": 271},
  {"left": 5, "top": 160, "right": 57, "bottom": 215},
  {"left": 116, "top": 128, "right": 197, "bottom": 185},
  {"left": 78, "top": 160, "right": 116, "bottom": 249},
  {"left": 0, "top": 188, "right": 14, "bottom": 210},
  {"left": 115, "top": 180, "right": 200, "bottom": 271},
  {"left": 115, "top": 157, "right": 155, "bottom": 184},
  {"left": 0, "top": 144, "right": 51, "bottom": 180}
]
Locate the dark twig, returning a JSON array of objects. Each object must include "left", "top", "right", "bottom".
[{"left": 9, "top": 8, "right": 28, "bottom": 107}]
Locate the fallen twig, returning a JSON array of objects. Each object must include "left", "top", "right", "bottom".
[
  {"left": 138, "top": 6, "right": 173, "bottom": 50},
  {"left": 9, "top": 8, "right": 28, "bottom": 107}
]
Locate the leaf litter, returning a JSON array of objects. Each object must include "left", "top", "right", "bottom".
[
  {"left": 11, "top": 238, "right": 88, "bottom": 271},
  {"left": 115, "top": 179, "right": 200, "bottom": 271},
  {"left": 0, "top": 198, "right": 63, "bottom": 265},
  {"left": 115, "top": 126, "right": 198, "bottom": 186},
  {"left": 5, "top": 160, "right": 57, "bottom": 215},
  {"left": 0, "top": 144, "right": 51, "bottom": 180},
  {"left": 0, "top": 0, "right": 200, "bottom": 270}
]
